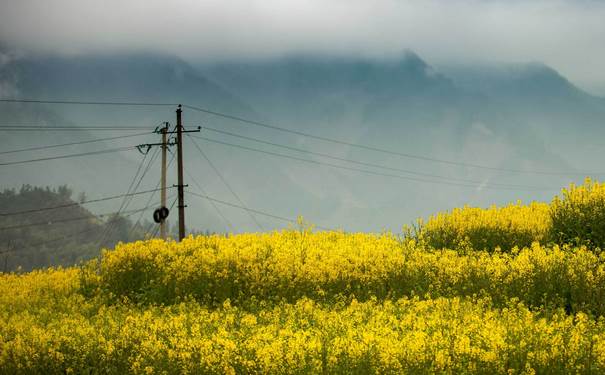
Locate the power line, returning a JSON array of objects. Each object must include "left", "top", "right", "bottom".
[
  {"left": 193, "top": 136, "right": 555, "bottom": 191},
  {"left": 184, "top": 165, "right": 235, "bottom": 233},
  {"left": 183, "top": 104, "right": 597, "bottom": 176},
  {"left": 27, "top": 226, "right": 101, "bottom": 250},
  {"left": 0, "top": 98, "right": 176, "bottom": 106},
  {"left": 4, "top": 204, "right": 160, "bottom": 254},
  {"left": 2, "top": 98, "right": 596, "bottom": 175},
  {"left": 128, "top": 194, "right": 176, "bottom": 236},
  {"left": 0, "top": 126, "right": 153, "bottom": 131},
  {"left": 0, "top": 187, "right": 174, "bottom": 217},
  {"left": 129, "top": 153, "right": 177, "bottom": 237},
  {"left": 187, "top": 190, "right": 334, "bottom": 231},
  {"left": 0, "top": 132, "right": 152, "bottom": 155},
  {"left": 0, "top": 206, "right": 150, "bottom": 231},
  {"left": 122, "top": 147, "right": 161, "bottom": 211},
  {"left": 200, "top": 126, "right": 551, "bottom": 190},
  {"left": 137, "top": 192, "right": 177, "bottom": 239},
  {"left": 101, "top": 147, "right": 160, "bottom": 243},
  {"left": 0, "top": 146, "right": 136, "bottom": 166},
  {"left": 187, "top": 134, "right": 265, "bottom": 231},
  {"left": 26, "top": 205, "right": 155, "bottom": 250},
  {"left": 96, "top": 149, "right": 154, "bottom": 246}
]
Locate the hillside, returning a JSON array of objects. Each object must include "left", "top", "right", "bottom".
[{"left": 0, "top": 185, "right": 154, "bottom": 271}]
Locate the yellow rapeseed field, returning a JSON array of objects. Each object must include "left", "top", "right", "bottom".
[
  {"left": 419, "top": 201, "right": 551, "bottom": 251},
  {"left": 3, "top": 179, "right": 605, "bottom": 374}
]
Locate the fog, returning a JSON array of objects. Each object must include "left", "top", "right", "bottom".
[
  {"left": 1, "top": 0, "right": 605, "bottom": 94},
  {"left": 1, "top": 1, "right": 605, "bottom": 235}
]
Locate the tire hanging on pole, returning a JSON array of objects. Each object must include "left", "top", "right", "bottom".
[{"left": 153, "top": 206, "right": 169, "bottom": 223}]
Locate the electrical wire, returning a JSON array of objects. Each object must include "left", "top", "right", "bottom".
[
  {"left": 128, "top": 153, "right": 177, "bottom": 237},
  {"left": 122, "top": 147, "right": 161, "bottom": 211},
  {"left": 0, "top": 187, "right": 173, "bottom": 217},
  {"left": 183, "top": 104, "right": 598, "bottom": 176},
  {"left": 187, "top": 134, "right": 265, "bottom": 230},
  {"left": 27, "top": 226, "right": 101, "bottom": 250},
  {"left": 6, "top": 203, "right": 160, "bottom": 253},
  {"left": 0, "top": 206, "right": 150, "bottom": 231},
  {"left": 0, "top": 132, "right": 152, "bottom": 155},
  {"left": 193, "top": 136, "right": 556, "bottom": 191},
  {"left": 0, "top": 98, "right": 177, "bottom": 106},
  {"left": 0, "top": 146, "right": 136, "bottom": 166},
  {"left": 199, "top": 127, "right": 553, "bottom": 190},
  {"left": 184, "top": 165, "right": 235, "bottom": 233},
  {"left": 96, "top": 149, "right": 153, "bottom": 246},
  {"left": 101, "top": 147, "right": 160, "bottom": 243},
  {"left": 26, "top": 206, "right": 155, "bottom": 250},
  {"left": 0, "top": 126, "right": 153, "bottom": 131},
  {"left": 1, "top": 97, "right": 597, "bottom": 175},
  {"left": 187, "top": 190, "right": 334, "bottom": 231},
  {"left": 139, "top": 192, "right": 177, "bottom": 239}
]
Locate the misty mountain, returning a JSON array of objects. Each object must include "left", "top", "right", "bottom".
[
  {"left": 201, "top": 52, "right": 460, "bottom": 129},
  {"left": 2, "top": 50, "right": 605, "bottom": 233},
  {"left": 200, "top": 52, "right": 605, "bottom": 151},
  {"left": 0, "top": 53, "right": 257, "bottom": 233},
  {"left": 200, "top": 53, "right": 605, "bottom": 221},
  {"left": 440, "top": 63, "right": 605, "bottom": 166},
  {"left": 12, "top": 53, "right": 246, "bottom": 109}
]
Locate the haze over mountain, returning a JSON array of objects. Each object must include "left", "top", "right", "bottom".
[{"left": 1, "top": 49, "right": 605, "bottom": 233}]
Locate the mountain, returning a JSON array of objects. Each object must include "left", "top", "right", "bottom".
[
  {"left": 440, "top": 63, "right": 605, "bottom": 166},
  {"left": 0, "top": 53, "right": 257, "bottom": 234},
  {"left": 12, "top": 53, "right": 251, "bottom": 111},
  {"left": 200, "top": 53, "right": 605, "bottom": 226},
  {"left": 2, "top": 50, "right": 605, "bottom": 234}
]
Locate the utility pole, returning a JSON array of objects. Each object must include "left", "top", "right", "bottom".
[
  {"left": 176, "top": 105, "right": 186, "bottom": 241},
  {"left": 142, "top": 106, "right": 199, "bottom": 242},
  {"left": 141, "top": 124, "right": 176, "bottom": 239},
  {"left": 160, "top": 123, "right": 168, "bottom": 240},
  {"left": 173, "top": 105, "right": 201, "bottom": 241}
]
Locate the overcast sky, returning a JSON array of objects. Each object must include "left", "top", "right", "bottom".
[{"left": 1, "top": 0, "right": 605, "bottom": 94}]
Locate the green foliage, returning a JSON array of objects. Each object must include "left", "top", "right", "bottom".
[
  {"left": 0, "top": 185, "right": 151, "bottom": 272},
  {"left": 418, "top": 202, "right": 551, "bottom": 252},
  {"left": 4, "top": 237, "right": 605, "bottom": 374},
  {"left": 418, "top": 179, "right": 605, "bottom": 252},
  {"left": 6, "top": 179, "right": 605, "bottom": 373},
  {"left": 89, "top": 234, "right": 605, "bottom": 317},
  {"left": 550, "top": 178, "right": 605, "bottom": 249}
]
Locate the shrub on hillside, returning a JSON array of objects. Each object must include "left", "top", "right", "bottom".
[
  {"left": 550, "top": 178, "right": 605, "bottom": 249},
  {"left": 419, "top": 202, "right": 550, "bottom": 251}
]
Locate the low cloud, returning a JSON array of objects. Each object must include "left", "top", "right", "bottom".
[{"left": 1, "top": 0, "right": 604, "bottom": 91}]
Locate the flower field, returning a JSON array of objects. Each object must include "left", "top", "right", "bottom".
[{"left": 3, "top": 180, "right": 605, "bottom": 374}]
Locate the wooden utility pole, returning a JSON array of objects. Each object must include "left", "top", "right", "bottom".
[
  {"left": 176, "top": 105, "right": 186, "bottom": 241},
  {"left": 143, "top": 106, "right": 198, "bottom": 242},
  {"left": 160, "top": 123, "right": 168, "bottom": 239},
  {"left": 142, "top": 123, "right": 181, "bottom": 239}
]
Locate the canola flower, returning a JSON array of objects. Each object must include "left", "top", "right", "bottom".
[
  {"left": 1, "top": 233, "right": 605, "bottom": 373},
  {"left": 420, "top": 178, "right": 605, "bottom": 252},
  {"left": 94, "top": 234, "right": 605, "bottom": 315},
  {"left": 551, "top": 178, "right": 605, "bottom": 249},
  {"left": 2, "top": 179, "right": 605, "bottom": 373},
  {"left": 2, "top": 292, "right": 605, "bottom": 374},
  {"left": 419, "top": 202, "right": 550, "bottom": 251}
]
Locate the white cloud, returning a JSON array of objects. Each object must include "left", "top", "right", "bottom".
[{"left": 1, "top": 0, "right": 604, "bottom": 92}]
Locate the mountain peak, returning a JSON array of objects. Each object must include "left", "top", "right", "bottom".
[
  {"left": 202, "top": 50, "right": 451, "bottom": 101},
  {"left": 441, "top": 61, "right": 587, "bottom": 100}
]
